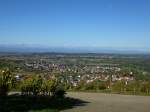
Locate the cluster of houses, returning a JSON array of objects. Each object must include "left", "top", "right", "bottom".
[
  {"left": 58, "top": 73, "right": 134, "bottom": 87},
  {"left": 19, "top": 61, "right": 135, "bottom": 87},
  {"left": 25, "top": 61, "right": 121, "bottom": 74}
]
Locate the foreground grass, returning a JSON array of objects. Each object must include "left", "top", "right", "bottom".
[{"left": 0, "top": 94, "right": 88, "bottom": 112}]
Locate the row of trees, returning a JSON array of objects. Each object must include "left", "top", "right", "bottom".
[
  {"left": 73, "top": 80, "right": 109, "bottom": 91},
  {"left": 112, "top": 81, "right": 150, "bottom": 95},
  {"left": 20, "top": 75, "right": 65, "bottom": 97},
  {"left": 69, "top": 79, "right": 150, "bottom": 95},
  {"left": 1, "top": 68, "right": 150, "bottom": 96},
  {"left": 0, "top": 69, "right": 65, "bottom": 97}
]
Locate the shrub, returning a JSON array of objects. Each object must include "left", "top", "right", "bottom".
[
  {"left": 20, "top": 75, "right": 43, "bottom": 95},
  {"left": 140, "top": 82, "right": 150, "bottom": 94},
  {"left": 112, "top": 81, "right": 126, "bottom": 93},
  {"left": 20, "top": 75, "right": 66, "bottom": 97}
]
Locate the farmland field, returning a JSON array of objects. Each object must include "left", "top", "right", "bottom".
[{"left": 62, "top": 92, "right": 150, "bottom": 112}]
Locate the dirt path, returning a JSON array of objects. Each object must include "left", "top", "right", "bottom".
[{"left": 62, "top": 92, "right": 150, "bottom": 112}]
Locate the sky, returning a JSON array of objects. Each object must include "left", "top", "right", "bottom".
[{"left": 0, "top": 0, "right": 150, "bottom": 50}]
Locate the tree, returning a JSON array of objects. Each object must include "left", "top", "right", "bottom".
[
  {"left": 41, "top": 79, "right": 58, "bottom": 96},
  {"left": 0, "top": 69, "right": 15, "bottom": 96}
]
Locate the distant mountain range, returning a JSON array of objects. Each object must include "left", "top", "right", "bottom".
[{"left": 0, "top": 45, "right": 149, "bottom": 54}]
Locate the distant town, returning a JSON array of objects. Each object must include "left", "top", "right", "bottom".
[
  {"left": 24, "top": 60, "right": 134, "bottom": 88},
  {"left": 1, "top": 53, "right": 149, "bottom": 93}
]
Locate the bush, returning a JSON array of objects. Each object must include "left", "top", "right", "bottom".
[
  {"left": 112, "top": 81, "right": 126, "bottom": 93},
  {"left": 140, "top": 82, "right": 150, "bottom": 94},
  {"left": 126, "top": 81, "right": 141, "bottom": 94},
  {"left": 20, "top": 75, "right": 43, "bottom": 95},
  {"left": 41, "top": 79, "right": 58, "bottom": 96},
  {"left": 20, "top": 75, "right": 66, "bottom": 97}
]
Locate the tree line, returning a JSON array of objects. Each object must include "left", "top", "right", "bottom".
[
  {"left": 65, "top": 79, "right": 150, "bottom": 95},
  {"left": 0, "top": 68, "right": 150, "bottom": 96},
  {"left": 0, "top": 69, "right": 65, "bottom": 97}
]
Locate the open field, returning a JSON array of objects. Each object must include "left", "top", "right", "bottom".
[{"left": 62, "top": 92, "right": 150, "bottom": 112}]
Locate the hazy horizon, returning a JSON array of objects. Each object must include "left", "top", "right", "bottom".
[
  {"left": 0, "top": 0, "right": 150, "bottom": 52},
  {"left": 0, "top": 44, "right": 149, "bottom": 54}
]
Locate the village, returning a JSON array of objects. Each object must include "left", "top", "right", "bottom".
[{"left": 23, "top": 60, "right": 134, "bottom": 87}]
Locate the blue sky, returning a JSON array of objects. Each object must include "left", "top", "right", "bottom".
[{"left": 0, "top": 0, "right": 150, "bottom": 50}]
